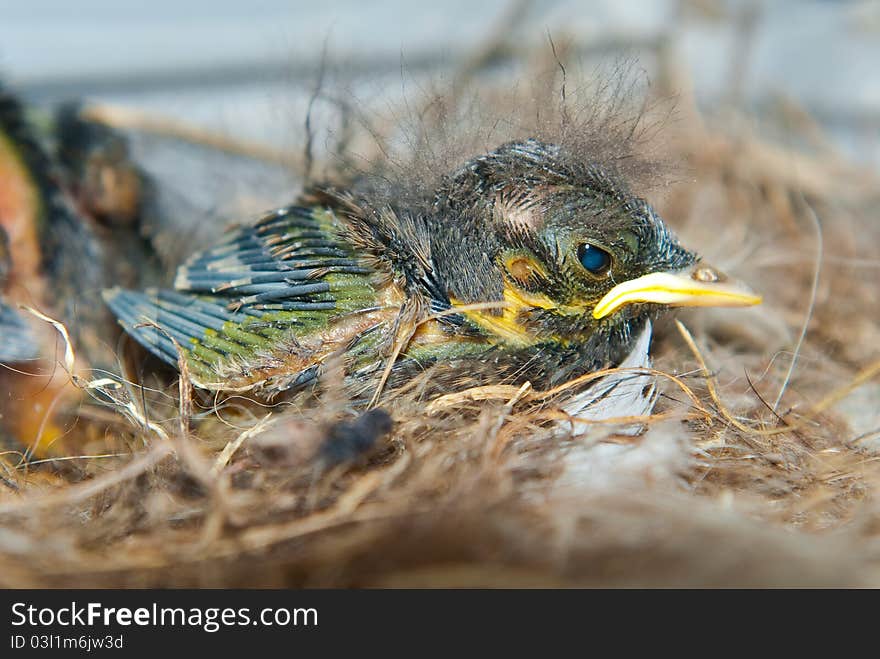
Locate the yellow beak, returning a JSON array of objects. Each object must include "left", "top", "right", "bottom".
[{"left": 592, "top": 263, "right": 762, "bottom": 320}]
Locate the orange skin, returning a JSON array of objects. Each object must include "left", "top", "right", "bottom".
[
  {"left": 0, "top": 132, "right": 44, "bottom": 298},
  {"left": 0, "top": 133, "right": 81, "bottom": 457}
]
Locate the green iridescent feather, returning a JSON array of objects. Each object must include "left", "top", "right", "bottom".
[{"left": 103, "top": 205, "right": 379, "bottom": 385}]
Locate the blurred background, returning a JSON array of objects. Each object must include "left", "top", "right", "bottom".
[{"left": 2, "top": 0, "right": 878, "bottom": 169}]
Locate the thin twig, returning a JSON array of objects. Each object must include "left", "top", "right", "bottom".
[
  {"left": 81, "top": 103, "right": 302, "bottom": 172},
  {"left": 212, "top": 413, "right": 274, "bottom": 476}
]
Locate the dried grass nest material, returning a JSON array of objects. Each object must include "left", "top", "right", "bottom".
[{"left": 1, "top": 59, "right": 879, "bottom": 588}]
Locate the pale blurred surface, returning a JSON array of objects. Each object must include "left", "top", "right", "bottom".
[{"left": 1, "top": 0, "right": 878, "bottom": 168}]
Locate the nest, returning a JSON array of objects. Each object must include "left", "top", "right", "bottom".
[{"left": 0, "top": 30, "right": 878, "bottom": 588}]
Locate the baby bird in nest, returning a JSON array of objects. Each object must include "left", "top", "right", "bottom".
[{"left": 103, "top": 138, "right": 761, "bottom": 406}]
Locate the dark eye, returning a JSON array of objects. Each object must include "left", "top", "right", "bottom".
[{"left": 577, "top": 243, "right": 612, "bottom": 276}]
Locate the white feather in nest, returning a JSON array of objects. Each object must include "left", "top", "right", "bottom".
[{"left": 553, "top": 320, "right": 692, "bottom": 491}]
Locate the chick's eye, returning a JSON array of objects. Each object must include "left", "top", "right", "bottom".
[{"left": 577, "top": 243, "right": 612, "bottom": 276}]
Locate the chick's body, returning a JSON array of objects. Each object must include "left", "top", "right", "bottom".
[{"left": 105, "top": 138, "right": 758, "bottom": 401}]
